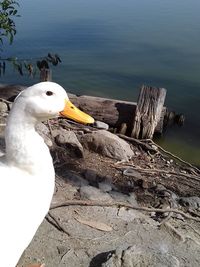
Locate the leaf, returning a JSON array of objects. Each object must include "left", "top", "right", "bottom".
[
  {"left": 3, "top": 61, "right": 6, "bottom": 75},
  {"left": 55, "top": 54, "right": 61, "bottom": 62},
  {"left": 37, "top": 59, "right": 49, "bottom": 70},
  {"left": 75, "top": 217, "right": 113, "bottom": 232}
]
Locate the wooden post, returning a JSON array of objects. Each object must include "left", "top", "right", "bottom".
[
  {"left": 131, "top": 85, "right": 166, "bottom": 139},
  {"left": 40, "top": 68, "right": 52, "bottom": 82}
]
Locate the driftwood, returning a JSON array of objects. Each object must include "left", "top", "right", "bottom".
[
  {"left": 68, "top": 92, "right": 166, "bottom": 135},
  {"left": 131, "top": 85, "right": 166, "bottom": 139},
  {"left": 0, "top": 84, "right": 167, "bottom": 137},
  {"left": 50, "top": 199, "right": 200, "bottom": 223}
]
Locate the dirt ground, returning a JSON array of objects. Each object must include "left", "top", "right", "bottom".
[
  {"left": 0, "top": 131, "right": 199, "bottom": 266},
  {"left": 17, "top": 127, "right": 200, "bottom": 267}
]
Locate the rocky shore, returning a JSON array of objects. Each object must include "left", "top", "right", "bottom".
[{"left": 0, "top": 92, "right": 200, "bottom": 267}]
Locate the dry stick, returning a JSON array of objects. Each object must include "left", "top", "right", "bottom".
[
  {"left": 120, "top": 165, "right": 199, "bottom": 190},
  {"left": 0, "top": 97, "right": 12, "bottom": 104},
  {"left": 120, "top": 165, "right": 200, "bottom": 182},
  {"left": 185, "top": 223, "right": 200, "bottom": 237},
  {"left": 63, "top": 118, "right": 95, "bottom": 131},
  {"left": 160, "top": 221, "right": 185, "bottom": 242},
  {"left": 118, "top": 133, "right": 200, "bottom": 174},
  {"left": 188, "top": 209, "right": 200, "bottom": 218},
  {"left": 117, "top": 134, "right": 157, "bottom": 153},
  {"left": 122, "top": 167, "right": 200, "bottom": 192},
  {"left": 47, "top": 119, "right": 54, "bottom": 139},
  {"left": 50, "top": 199, "right": 200, "bottom": 223},
  {"left": 144, "top": 138, "right": 200, "bottom": 174},
  {"left": 46, "top": 212, "right": 70, "bottom": 236},
  {"left": 59, "top": 122, "right": 93, "bottom": 133}
]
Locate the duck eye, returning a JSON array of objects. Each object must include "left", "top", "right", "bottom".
[{"left": 46, "top": 91, "right": 53, "bottom": 96}]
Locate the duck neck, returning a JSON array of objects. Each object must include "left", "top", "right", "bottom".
[{"left": 5, "top": 104, "right": 53, "bottom": 175}]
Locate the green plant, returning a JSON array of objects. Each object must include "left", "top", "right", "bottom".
[
  {"left": 0, "top": 2, "right": 61, "bottom": 78},
  {"left": 0, "top": 0, "right": 19, "bottom": 45},
  {"left": 0, "top": 53, "right": 62, "bottom": 77}
]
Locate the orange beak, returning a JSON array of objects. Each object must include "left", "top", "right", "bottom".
[{"left": 60, "top": 99, "right": 94, "bottom": 124}]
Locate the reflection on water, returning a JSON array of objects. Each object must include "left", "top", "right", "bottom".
[{"left": 1, "top": 0, "right": 200, "bottom": 164}]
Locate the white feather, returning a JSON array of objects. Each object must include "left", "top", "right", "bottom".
[{"left": 0, "top": 82, "right": 68, "bottom": 267}]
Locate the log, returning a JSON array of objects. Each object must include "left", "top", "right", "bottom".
[
  {"left": 40, "top": 68, "right": 52, "bottom": 82},
  {"left": 131, "top": 85, "right": 166, "bottom": 139},
  {"left": 68, "top": 93, "right": 165, "bottom": 135},
  {"left": 0, "top": 84, "right": 167, "bottom": 136},
  {"left": 68, "top": 93, "right": 136, "bottom": 131}
]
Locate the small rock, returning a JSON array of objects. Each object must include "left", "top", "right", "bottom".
[
  {"left": 128, "top": 192, "right": 138, "bottom": 206},
  {"left": 36, "top": 122, "right": 50, "bottom": 135},
  {"left": 80, "top": 185, "right": 113, "bottom": 202},
  {"left": 101, "top": 245, "right": 180, "bottom": 267},
  {"left": 83, "top": 169, "right": 98, "bottom": 185},
  {"left": 0, "top": 101, "right": 8, "bottom": 114},
  {"left": 62, "top": 170, "right": 89, "bottom": 187},
  {"left": 80, "top": 130, "right": 134, "bottom": 160},
  {"left": 55, "top": 129, "right": 84, "bottom": 158},
  {"left": 98, "top": 181, "right": 113, "bottom": 192},
  {"left": 36, "top": 122, "right": 53, "bottom": 148},
  {"left": 94, "top": 121, "right": 109, "bottom": 130},
  {"left": 179, "top": 196, "right": 200, "bottom": 209},
  {"left": 123, "top": 168, "right": 143, "bottom": 179}
]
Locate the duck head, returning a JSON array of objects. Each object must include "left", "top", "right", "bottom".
[{"left": 14, "top": 81, "right": 94, "bottom": 124}]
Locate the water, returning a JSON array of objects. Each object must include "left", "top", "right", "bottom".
[{"left": 1, "top": 0, "right": 200, "bottom": 165}]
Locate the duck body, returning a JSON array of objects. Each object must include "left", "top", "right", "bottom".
[{"left": 0, "top": 82, "right": 94, "bottom": 267}]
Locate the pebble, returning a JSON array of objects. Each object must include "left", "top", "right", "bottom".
[
  {"left": 94, "top": 120, "right": 109, "bottom": 130},
  {"left": 80, "top": 185, "right": 113, "bottom": 201},
  {"left": 64, "top": 171, "right": 89, "bottom": 187},
  {"left": 98, "top": 181, "right": 113, "bottom": 192},
  {"left": 0, "top": 102, "right": 8, "bottom": 114}
]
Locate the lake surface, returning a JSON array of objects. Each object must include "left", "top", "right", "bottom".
[{"left": 1, "top": 0, "right": 200, "bottom": 165}]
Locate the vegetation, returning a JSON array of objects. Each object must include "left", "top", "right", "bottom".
[
  {"left": 0, "top": 1, "right": 61, "bottom": 77},
  {"left": 0, "top": 0, "right": 19, "bottom": 45}
]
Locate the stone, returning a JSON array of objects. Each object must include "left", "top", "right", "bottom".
[
  {"left": 80, "top": 130, "right": 134, "bottom": 160},
  {"left": 109, "top": 191, "right": 138, "bottom": 206},
  {"left": 80, "top": 185, "right": 113, "bottom": 202},
  {"left": 0, "top": 116, "right": 6, "bottom": 138},
  {"left": 179, "top": 196, "right": 200, "bottom": 209},
  {"left": 35, "top": 122, "right": 53, "bottom": 148},
  {"left": 83, "top": 169, "right": 98, "bottom": 185},
  {"left": 55, "top": 129, "right": 84, "bottom": 158},
  {"left": 94, "top": 120, "right": 109, "bottom": 130},
  {"left": 0, "top": 102, "right": 8, "bottom": 114},
  {"left": 98, "top": 181, "right": 113, "bottom": 192},
  {"left": 123, "top": 168, "right": 143, "bottom": 179},
  {"left": 57, "top": 170, "right": 89, "bottom": 188}
]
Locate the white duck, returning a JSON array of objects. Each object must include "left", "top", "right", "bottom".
[{"left": 0, "top": 81, "right": 94, "bottom": 267}]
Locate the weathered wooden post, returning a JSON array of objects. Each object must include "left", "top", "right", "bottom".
[
  {"left": 131, "top": 85, "right": 166, "bottom": 139},
  {"left": 40, "top": 68, "right": 52, "bottom": 82}
]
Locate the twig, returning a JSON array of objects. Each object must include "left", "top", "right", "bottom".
[
  {"left": 117, "top": 134, "right": 157, "bottom": 153},
  {"left": 47, "top": 119, "right": 54, "bottom": 139},
  {"left": 120, "top": 166, "right": 200, "bottom": 182},
  {"left": 59, "top": 122, "right": 93, "bottom": 133},
  {"left": 50, "top": 199, "right": 200, "bottom": 223},
  {"left": 46, "top": 212, "right": 70, "bottom": 236},
  {"left": 0, "top": 97, "right": 12, "bottom": 104},
  {"left": 144, "top": 139, "right": 200, "bottom": 174},
  {"left": 160, "top": 221, "right": 185, "bottom": 241},
  {"left": 159, "top": 213, "right": 172, "bottom": 225},
  {"left": 185, "top": 223, "right": 200, "bottom": 237},
  {"left": 188, "top": 209, "right": 200, "bottom": 218}
]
